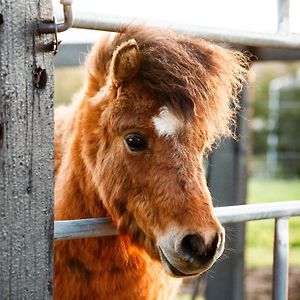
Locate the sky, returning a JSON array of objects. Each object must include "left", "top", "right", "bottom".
[{"left": 53, "top": 0, "right": 300, "bottom": 44}]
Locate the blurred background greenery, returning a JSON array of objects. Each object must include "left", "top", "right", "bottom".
[{"left": 249, "top": 63, "right": 300, "bottom": 178}]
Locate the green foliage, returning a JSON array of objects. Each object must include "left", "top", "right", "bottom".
[
  {"left": 250, "top": 67, "right": 279, "bottom": 155},
  {"left": 250, "top": 63, "right": 300, "bottom": 177},
  {"left": 277, "top": 89, "right": 300, "bottom": 176}
]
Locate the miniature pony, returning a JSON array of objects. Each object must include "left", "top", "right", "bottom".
[{"left": 54, "top": 26, "right": 248, "bottom": 299}]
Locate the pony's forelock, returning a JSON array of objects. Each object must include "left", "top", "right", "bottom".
[{"left": 85, "top": 25, "right": 249, "bottom": 152}]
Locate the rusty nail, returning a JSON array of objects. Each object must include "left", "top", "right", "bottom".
[{"left": 33, "top": 67, "right": 47, "bottom": 89}]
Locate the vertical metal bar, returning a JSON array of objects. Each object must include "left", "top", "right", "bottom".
[
  {"left": 277, "top": 0, "right": 290, "bottom": 34},
  {"left": 272, "top": 217, "right": 289, "bottom": 300}
]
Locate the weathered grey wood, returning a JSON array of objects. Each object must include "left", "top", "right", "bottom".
[{"left": 0, "top": 0, "right": 54, "bottom": 299}]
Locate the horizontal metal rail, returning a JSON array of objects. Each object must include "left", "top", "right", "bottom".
[
  {"left": 47, "top": 0, "right": 300, "bottom": 49},
  {"left": 54, "top": 200, "right": 300, "bottom": 240},
  {"left": 214, "top": 200, "right": 300, "bottom": 223},
  {"left": 55, "top": 217, "right": 116, "bottom": 240},
  {"left": 71, "top": 12, "right": 300, "bottom": 49}
]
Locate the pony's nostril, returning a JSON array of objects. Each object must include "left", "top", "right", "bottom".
[
  {"left": 179, "top": 233, "right": 220, "bottom": 265},
  {"left": 180, "top": 234, "right": 206, "bottom": 261},
  {"left": 206, "top": 233, "right": 219, "bottom": 259}
]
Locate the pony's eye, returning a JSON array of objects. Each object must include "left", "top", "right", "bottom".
[{"left": 125, "top": 133, "right": 147, "bottom": 152}]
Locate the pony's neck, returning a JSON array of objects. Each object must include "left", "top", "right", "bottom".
[
  {"left": 54, "top": 100, "right": 109, "bottom": 221},
  {"left": 55, "top": 155, "right": 109, "bottom": 220}
]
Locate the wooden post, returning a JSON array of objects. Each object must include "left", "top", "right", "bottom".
[{"left": 0, "top": 0, "right": 54, "bottom": 298}]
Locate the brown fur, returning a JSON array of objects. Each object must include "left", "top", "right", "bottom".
[{"left": 54, "top": 26, "right": 248, "bottom": 299}]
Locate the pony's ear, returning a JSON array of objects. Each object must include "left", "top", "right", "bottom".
[{"left": 109, "top": 39, "right": 141, "bottom": 87}]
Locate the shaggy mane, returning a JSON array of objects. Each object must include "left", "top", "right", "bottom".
[{"left": 85, "top": 25, "right": 249, "bottom": 151}]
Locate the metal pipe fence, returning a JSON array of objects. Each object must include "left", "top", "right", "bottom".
[
  {"left": 54, "top": 201, "right": 300, "bottom": 240},
  {"left": 49, "top": 0, "right": 300, "bottom": 49},
  {"left": 73, "top": 14, "right": 300, "bottom": 49},
  {"left": 55, "top": 201, "right": 300, "bottom": 300},
  {"left": 273, "top": 217, "right": 289, "bottom": 300}
]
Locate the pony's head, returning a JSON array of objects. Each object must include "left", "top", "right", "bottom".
[{"left": 79, "top": 26, "right": 248, "bottom": 277}]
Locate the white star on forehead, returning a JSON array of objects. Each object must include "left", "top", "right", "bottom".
[{"left": 152, "top": 106, "right": 182, "bottom": 137}]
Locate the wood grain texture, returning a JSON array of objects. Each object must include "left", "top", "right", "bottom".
[{"left": 0, "top": 0, "right": 54, "bottom": 298}]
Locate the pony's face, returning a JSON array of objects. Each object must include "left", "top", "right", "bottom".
[
  {"left": 82, "top": 33, "right": 247, "bottom": 277},
  {"left": 97, "top": 88, "right": 224, "bottom": 277}
]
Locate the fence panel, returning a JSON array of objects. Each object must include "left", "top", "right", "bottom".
[{"left": 0, "top": 0, "right": 54, "bottom": 298}]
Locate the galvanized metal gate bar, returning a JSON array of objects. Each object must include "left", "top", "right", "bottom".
[
  {"left": 73, "top": 12, "right": 300, "bottom": 49},
  {"left": 54, "top": 201, "right": 300, "bottom": 240},
  {"left": 273, "top": 217, "right": 289, "bottom": 300},
  {"left": 47, "top": 0, "right": 300, "bottom": 49},
  {"left": 277, "top": 0, "right": 290, "bottom": 34}
]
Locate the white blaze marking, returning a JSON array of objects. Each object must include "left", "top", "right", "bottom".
[{"left": 152, "top": 106, "right": 182, "bottom": 137}]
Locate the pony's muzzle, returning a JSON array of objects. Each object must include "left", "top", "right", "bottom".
[{"left": 158, "top": 227, "right": 225, "bottom": 277}]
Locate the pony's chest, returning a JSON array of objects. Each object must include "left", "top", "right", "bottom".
[{"left": 55, "top": 238, "right": 180, "bottom": 300}]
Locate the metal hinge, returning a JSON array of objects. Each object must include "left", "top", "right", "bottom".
[
  {"left": 38, "top": 0, "right": 73, "bottom": 34},
  {"left": 38, "top": 0, "right": 73, "bottom": 54}
]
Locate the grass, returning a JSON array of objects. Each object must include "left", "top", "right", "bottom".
[{"left": 246, "top": 178, "right": 300, "bottom": 267}]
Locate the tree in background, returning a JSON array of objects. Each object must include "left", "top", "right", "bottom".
[{"left": 249, "top": 62, "right": 300, "bottom": 178}]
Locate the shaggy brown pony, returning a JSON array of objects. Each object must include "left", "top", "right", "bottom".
[{"left": 54, "top": 25, "right": 248, "bottom": 300}]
